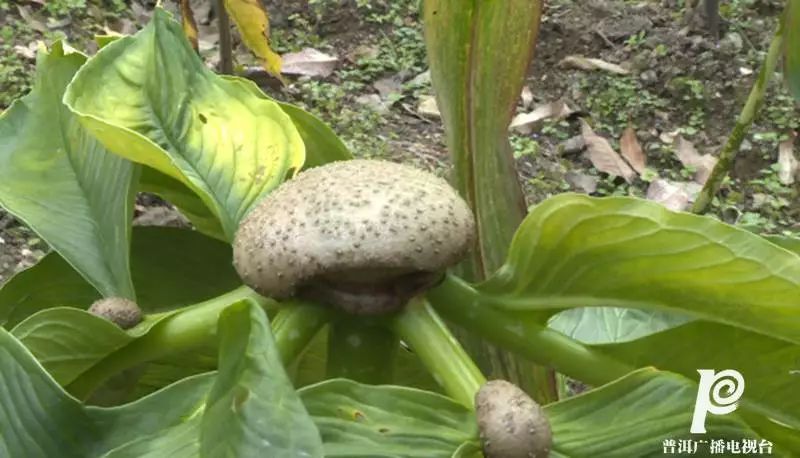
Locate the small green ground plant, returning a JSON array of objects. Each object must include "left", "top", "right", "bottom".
[{"left": 0, "top": 3, "right": 799, "bottom": 457}]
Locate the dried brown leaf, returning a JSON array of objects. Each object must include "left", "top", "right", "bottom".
[
  {"left": 580, "top": 119, "right": 636, "bottom": 183},
  {"left": 560, "top": 55, "right": 629, "bottom": 75},
  {"left": 417, "top": 96, "right": 441, "bottom": 118},
  {"left": 673, "top": 136, "right": 717, "bottom": 185},
  {"left": 646, "top": 179, "right": 702, "bottom": 212},
  {"left": 510, "top": 101, "right": 574, "bottom": 134},
  {"left": 777, "top": 134, "right": 799, "bottom": 185},
  {"left": 620, "top": 126, "right": 646, "bottom": 174},
  {"left": 281, "top": 48, "right": 338, "bottom": 78}
]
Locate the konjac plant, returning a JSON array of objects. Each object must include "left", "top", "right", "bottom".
[{"left": 0, "top": 2, "right": 798, "bottom": 457}]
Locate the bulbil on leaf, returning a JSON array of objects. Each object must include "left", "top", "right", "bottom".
[
  {"left": 88, "top": 297, "right": 143, "bottom": 329},
  {"left": 233, "top": 159, "right": 475, "bottom": 315},
  {"left": 476, "top": 380, "right": 553, "bottom": 458}
]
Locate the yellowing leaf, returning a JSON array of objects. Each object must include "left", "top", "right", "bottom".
[
  {"left": 223, "top": 0, "right": 283, "bottom": 80},
  {"left": 179, "top": 0, "right": 199, "bottom": 52}
]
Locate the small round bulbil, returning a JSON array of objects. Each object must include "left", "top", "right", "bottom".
[
  {"left": 233, "top": 159, "right": 475, "bottom": 314},
  {"left": 476, "top": 380, "right": 553, "bottom": 458},
  {"left": 88, "top": 297, "right": 143, "bottom": 329}
]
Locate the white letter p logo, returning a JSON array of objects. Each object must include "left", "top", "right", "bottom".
[{"left": 691, "top": 369, "right": 745, "bottom": 433}]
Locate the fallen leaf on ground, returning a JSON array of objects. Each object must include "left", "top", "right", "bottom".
[
  {"left": 580, "top": 119, "right": 637, "bottom": 183},
  {"left": 16, "top": 5, "right": 48, "bottom": 33},
  {"left": 418, "top": 96, "right": 440, "bottom": 118},
  {"left": 374, "top": 75, "right": 404, "bottom": 100},
  {"left": 646, "top": 179, "right": 702, "bottom": 212},
  {"left": 777, "top": 134, "right": 799, "bottom": 185},
  {"left": 560, "top": 55, "right": 629, "bottom": 75},
  {"left": 619, "top": 125, "right": 647, "bottom": 174},
  {"left": 673, "top": 136, "right": 717, "bottom": 185},
  {"left": 510, "top": 101, "right": 574, "bottom": 134},
  {"left": 520, "top": 86, "right": 534, "bottom": 109},
  {"left": 14, "top": 42, "right": 40, "bottom": 60},
  {"left": 559, "top": 135, "right": 586, "bottom": 156},
  {"left": 565, "top": 171, "right": 598, "bottom": 194},
  {"left": 281, "top": 48, "right": 338, "bottom": 78}
]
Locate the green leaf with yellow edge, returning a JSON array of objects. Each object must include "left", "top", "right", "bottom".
[
  {"left": 223, "top": 0, "right": 283, "bottom": 80},
  {"left": 0, "top": 41, "right": 137, "bottom": 300},
  {"left": 480, "top": 194, "right": 800, "bottom": 345},
  {"left": 65, "top": 8, "right": 304, "bottom": 241},
  {"left": 222, "top": 74, "right": 353, "bottom": 167},
  {"left": 785, "top": 0, "right": 800, "bottom": 101}
]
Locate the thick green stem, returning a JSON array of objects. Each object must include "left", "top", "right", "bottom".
[
  {"left": 427, "top": 275, "right": 632, "bottom": 387},
  {"left": 214, "top": 0, "right": 233, "bottom": 74},
  {"left": 326, "top": 318, "right": 399, "bottom": 384},
  {"left": 692, "top": 19, "right": 784, "bottom": 213},
  {"left": 68, "top": 288, "right": 325, "bottom": 401},
  {"left": 272, "top": 303, "right": 331, "bottom": 365},
  {"left": 392, "top": 297, "right": 486, "bottom": 409}
]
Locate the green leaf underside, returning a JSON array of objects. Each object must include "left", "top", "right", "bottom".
[
  {"left": 64, "top": 8, "right": 305, "bottom": 240},
  {"left": 0, "top": 325, "right": 213, "bottom": 457},
  {"left": 0, "top": 226, "right": 240, "bottom": 328},
  {"left": 201, "top": 301, "right": 324, "bottom": 457},
  {"left": 11, "top": 307, "right": 133, "bottom": 386},
  {"left": 600, "top": 321, "right": 800, "bottom": 432},
  {"left": 548, "top": 307, "right": 694, "bottom": 345},
  {"left": 0, "top": 41, "right": 136, "bottom": 299},
  {"left": 481, "top": 194, "right": 800, "bottom": 345},
  {"left": 546, "top": 368, "right": 763, "bottom": 457}
]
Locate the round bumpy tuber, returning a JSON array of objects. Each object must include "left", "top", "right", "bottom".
[
  {"left": 233, "top": 159, "right": 475, "bottom": 315},
  {"left": 88, "top": 297, "right": 143, "bottom": 330},
  {"left": 475, "top": 380, "right": 553, "bottom": 458}
]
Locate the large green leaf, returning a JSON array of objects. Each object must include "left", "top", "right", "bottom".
[
  {"left": 0, "top": 226, "right": 240, "bottom": 328},
  {"left": 64, "top": 8, "right": 304, "bottom": 240},
  {"left": 766, "top": 234, "right": 800, "bottom": 254},
  {"left": 480, "top": 194, "right": 800, "bottom": 344},
  {"left": 0, "top": 324, "right": 214, "bottom": 456},
  {"left": 785, "top": 0, "right": 800, "bottom": 101},
  {"left": 546, "top": 368, "right": 765, "bottom": 457},
  {"left": 135, "top": 86, "right": 353, "bottom": 240},
  {"left": 299, "top": 379, "right": 478, "bottom": 457},
  {"left": 11, "top": 307, "right": 133, "bottom": 385},
  {"left": 201, "top": 301, "right": 324, "bottom": 457},
  {"left": 0, "top": 41, "right": 137, "bottom": 299},
  {"left": 600, "top": 321, "right": 800, "bottom": 433}
]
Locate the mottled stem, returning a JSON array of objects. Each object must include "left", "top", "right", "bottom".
[{"left": 692, "top": 19, "right": 784, "bottom": 213}]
